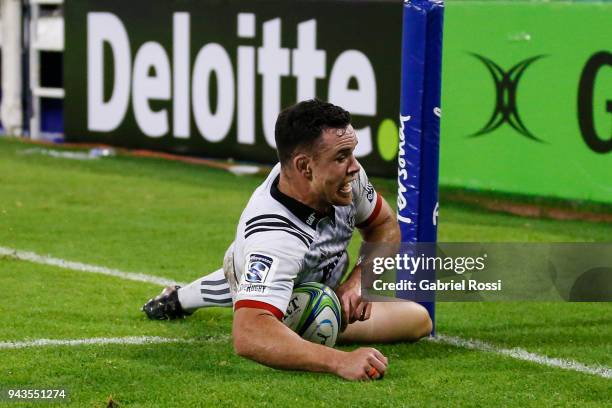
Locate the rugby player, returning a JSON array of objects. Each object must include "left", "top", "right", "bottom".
[{"left": 142, "top": 99, "right": 432, "bottom": 381}]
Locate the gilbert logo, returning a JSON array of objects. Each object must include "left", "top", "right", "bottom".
[{"left": 470, "top": 53, "right": 545, "bottom": 142}]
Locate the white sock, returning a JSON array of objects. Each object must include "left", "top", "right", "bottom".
[{"left": 177, "top": 268, "right": 232, "bottom": 311}]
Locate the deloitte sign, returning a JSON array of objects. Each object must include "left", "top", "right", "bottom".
[{"left": 65, "top": 0, "right": 403, "bottom": 174}]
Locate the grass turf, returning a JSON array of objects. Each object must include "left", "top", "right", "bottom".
[{"left": 1, "top": 137, "right": 610, "bottom": 406}]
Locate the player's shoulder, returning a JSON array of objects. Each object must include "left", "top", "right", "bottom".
[{"left": 351, "top": 163, "right": 376, "bottom": 203}]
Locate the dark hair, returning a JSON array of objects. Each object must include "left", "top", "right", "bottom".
[{"left": 274, "top": 99, "right": 351, "bottom": 166}]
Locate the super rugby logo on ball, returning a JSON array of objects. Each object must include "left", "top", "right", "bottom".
[
  {"left": 245, "top": 253, "right": 274, "bottom": 283},
  {"left": 283, "top": 282, "right": 342, "bottom": 347}
]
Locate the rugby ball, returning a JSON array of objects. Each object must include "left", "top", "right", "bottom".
[{"left": 282, "top": 282, "right": 342, "bottom": 347}]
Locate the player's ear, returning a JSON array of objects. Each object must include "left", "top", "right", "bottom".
[{"left": 294, "top": 154, "right": 312, "bottom": 180}]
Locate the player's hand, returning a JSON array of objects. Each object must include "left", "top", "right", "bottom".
[
  {"left": 336, "top": 277, "right": 372, "bottom": 330},
  {"left": 334, "top": 347, "right": 388, "bottom": 381}
]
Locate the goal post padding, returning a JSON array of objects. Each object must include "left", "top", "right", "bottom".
[{"left": 397, "top": 0, "right": 444, "bottom": 331}]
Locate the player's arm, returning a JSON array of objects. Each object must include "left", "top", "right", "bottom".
[
  {"left": 358, "top": 195, "right": 400, "bottom": 244},
  {"left": 232, "top": 306, "right": 388, "bottom": 381},
  {"left": 337, "top": 196, "right": 399, "bottom": 325}
]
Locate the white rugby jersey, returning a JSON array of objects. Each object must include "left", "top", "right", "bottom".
[{"left": 223, "top": 163, "right": 382, "bottom": 320}]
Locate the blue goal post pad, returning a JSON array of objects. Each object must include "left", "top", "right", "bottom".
[{"left": 397, "top": 0, "right": 444, "bottom": 328}]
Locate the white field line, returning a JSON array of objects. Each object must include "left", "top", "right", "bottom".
[
  {"left": 0, "top": 246, "right": 186, "bottom": 287},
  {"left": 429, "top": 335, "right": 611, "bottom": 379},
  {"left": 0, "top": 336, "right": 194, "bottom": 349},
  {"left": 0, "top": 335, "right": 229, "bottom": 350},
  {"left": 2, "top": 246, "right": 611, "bottom": 379}
]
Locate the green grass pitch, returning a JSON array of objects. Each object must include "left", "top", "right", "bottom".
[{"left": 0, "top": 138, "right": 610, "bottom": 407}]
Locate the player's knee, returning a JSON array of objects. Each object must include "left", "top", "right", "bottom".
[
  {"left": 409, "top": 303, "right": 433, "bottom": 341},
  {"left": 410, "top": 304, "right": 433, "bottom": 340}
]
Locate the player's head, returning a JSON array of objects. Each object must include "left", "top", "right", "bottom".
[
  {"left": 275, "top": 99, "right": 351, "bottom": 165},
  {"left": 275, "top": 99, "right": 360, "bottom": 207}
]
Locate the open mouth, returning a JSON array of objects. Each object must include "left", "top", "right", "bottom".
[
  {"left": 338, "top": 179, "right": 355, "bottom": 195},
  {"left": 339, "top": 183, "right": 352, "bottom": 194}
]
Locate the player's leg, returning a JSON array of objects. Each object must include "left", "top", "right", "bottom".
[
  {"left": 178, "top": 268, "right": 232, "bottom": 311},
  {"left": 142, "top": 268, "right": 232, "bottom": 320},
  {"left": 337, "top": 301, "right": 432, "bottom": 344}
]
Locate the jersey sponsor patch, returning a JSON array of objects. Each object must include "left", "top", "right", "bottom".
[
  {"left": 245, "top": 253, "right": 275, "bottom": 283},
  {"left": 365, "top": 183, "right": 375, "bottom": 203},
  {"left": 306, "top": 213, "right": 317, "bottom": 226}
]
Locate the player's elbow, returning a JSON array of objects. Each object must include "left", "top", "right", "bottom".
[
  {"left": 233, "top": 333, "right": 254, "bottom": 359},
  {"left": 232, "top": 322, "right": 259, "bottom": 359},
  {"left": 232, "top": 310, "right": 265, "bottom": 359}
]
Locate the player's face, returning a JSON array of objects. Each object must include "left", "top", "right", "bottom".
[{"left": 309, "top": 125, "right": 360, "bottom": 208}]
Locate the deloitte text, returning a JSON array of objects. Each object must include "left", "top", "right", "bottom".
[{"left": 87, "top": 12, "right": 378, "bottom": 156}]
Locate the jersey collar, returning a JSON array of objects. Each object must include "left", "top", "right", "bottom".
[{"left": 270, "top": 175, "right": 334, "bottom": 229}]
